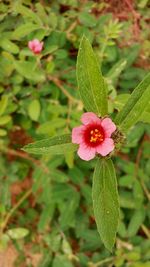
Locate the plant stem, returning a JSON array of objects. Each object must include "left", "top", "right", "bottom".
[
  {"left": 1, "top": 188, "right": 32, "bottom": 233},
  {"left": 0, "top": 146, "right": 49, "bottom": 173},
  {"left": 88, "top": 257, "right": 114, "bottom": 267},
  {"left": 66, "top": 20, "right": 78, "bottom": 38},
  {"left": 48, "top": 76, "right": 80, "bottom": 104},
  {"left": 99, "top": 35, "right": 109, "bottom": 66},
  {"left": 141, "top": 224, "right": 150, "bottom": 239}
]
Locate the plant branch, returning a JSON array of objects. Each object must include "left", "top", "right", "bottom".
[
  {"left": 135, "top": 134, "right": 150, "bottom": 201},
  {"left": 1, "top": 188, "right": 32, "bottom": 233},
  {"left": 66, "top": 20, "right": 78, "bottom": 38},
  {"left": 48, "top": 75, "right": 80, "bottom": 104},
  {"left": 0, "top": 146, "right": 49, "bottom": 174},
  {"left": 88, "top": 257, "right": 114, "bottom": 267},
  {"left": 141, "top": 224, "right": 150, "bottom": 239}
]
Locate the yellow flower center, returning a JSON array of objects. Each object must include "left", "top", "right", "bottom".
[{"left": 90, "top": 129, "right": 104, "bottom": 143}]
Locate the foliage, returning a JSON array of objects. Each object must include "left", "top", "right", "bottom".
[{"left": 0, "top": 0, "right": 150, "bottom": 266}]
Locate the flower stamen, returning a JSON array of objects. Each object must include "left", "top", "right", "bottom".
[{"left": 90, "top": 129, "right": 104, "bottom": 143}]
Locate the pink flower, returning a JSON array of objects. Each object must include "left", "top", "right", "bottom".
[
  {"left": 28, "top": 39, "right": 43, "bottom": 54},
  {"left": 72, "top": 112, "right": 116, "bottom": 161}
]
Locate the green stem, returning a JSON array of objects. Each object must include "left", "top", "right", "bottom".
[
  {"left": 1, "top": 188, "right": 32, "bottom": 233},
  {"left": 99, "top": 36, "right": 108, "bottom": 65},
  {"left": 48, "top": 76, "right": 80, "bottom": 104},
  {"left": 99, "top": 29, "right": 111, "bottom": 67},
  {"left": 88, "top": 257, "right": 114, "bottom": 267},
  {"left": 95, "top": 257, "right": 114, "bottom": 267}
]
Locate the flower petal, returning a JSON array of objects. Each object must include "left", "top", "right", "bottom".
[
  {"left": 81, "top": 112, "right": 101, "bottom": 125},
  {"left": 72, "top": 126, "right": 84, "bottom": 144},
  {"left": 101, "top": 118, "right": 116, "bottom": 137},
  {"left": 28, "top": 41, "right": 34, "bottom": 49},
  {"left": 77, "top": 144, "right": 96, "bottom": 161},
  {"left": 33, "top": 39, "right": 41, "bottom": 45},
  {"left": 96, "top": 138, "right": 115, "bottom": 156},
  {"left": 34, "top": 47, "right": 42, "bottom": 53}
]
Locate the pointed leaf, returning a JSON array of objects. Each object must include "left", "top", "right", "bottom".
[
  {"left": 7, "top": 228, "right": 29, "bottom": 240},
  {"left": 14, "top": 4, "right": 42, "bottom": 25},
  {"left": 28, "top": 99, "right": 41, "bottom": 121},
  {"left": 127, "top": 209, "right": 145, "bottom": 237},
  {"left": 92, "top": 158, "right": 119, "bottom": 251},
  {"left": 115, "top": 73, "right": 150, "bottom": 131},
  {"left": 14, "top": 61, "right": 45, "bottom": 82},
  {"left": 22, "top": 134, "right": 77, "bottom": 154},
  {"left": 0, "top": 39, "right": 19, "bottom": 54},
  {"left": 0, "top": 115, "right": 11, "bottom": 125},
  {"left": 106, "top": 59, "right": 127, "bottom": 81},
  {"left": 139, "top": 111, "right": 150, "bottom": 123},
  {"left": 0, "top": 95, "right": 8, "bottom": 116},
  {"left": 76, "top": 36, "right": 108, "bottom": 116},
  {"left": 0, "top": 129, "right": 7, "bottom": 136},
  {"left": 12, "top": 23, "right": 40, "bottom": 39}
]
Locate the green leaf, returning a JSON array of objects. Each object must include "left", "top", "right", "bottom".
[
  {"left": 127, "top": 209, "right": 145, "bottom": 237},
  {"left": 37, "top": 118, "right": 66, "bottom": 135},
  {"left": 14, "top": 61, "right": 45, "bottom": 82},
  {"left": 7, "top": 228, "right": 29, "bottom": 240},
  {"left": 38, "top": 203, "right": 55, "bottom": 232},
  {"left": 12, "top": 23, "right": 40, "bottom": 39},
  {"left": 78, "top": 12, "right": 97, "bottom": 27},
  {"left": 62, "top": 238, "right": 72, "bottom": 255},
  {"left": 115, "top": 73, "right": 150, "bottom": 131},
  {"left": 0, "top": 129, "right": 7, "bottom": 136},
  {"left": 28, "top": 99, "right": 41, "bottom": 121},
  {"left": 114, "top": 94, "right": 130, "bottom": 111},
  {"left": 92, "top": 158, "right": 119, "bottom": 251},
  {"left": 0, "top": 95, "right": 8, "bottom": 116},
  {"left": 22, "top": 134, "right": 77, "bottom": 155},
  {"left": 52, "top": 255, "right": 74, "bottom": 267},
  {"left": 0, "top": 115, "right": 11, "bottom": 125},
  {"left": 38, "top": 255, "right": 52, "bottom": 267},
  {"left": 50, "top": 169, "right": 69, "bottom": 183},
  {"left": 59, "top": 193, "right": 79, "bottom": 230},
  {"left": 14, "top": 4, "right": 42, "bottom": 26},
  {"left": 120, "top": 192, "right": 135, "bottom": 209},
  {"left": 133, "top": 180, "right": 144, "bottom": 208},
  {"left": 139, "top": 111, "right": 150, "bottom": 123},
  {"left": 36, "top": 3, "right": 50, "bottom": 26},
  {"left": 0, "top": 234, "right": 10, "bottom": 249},
  {"left": 106, "top": 59, "right": 127, "bottom": 81},
  {"left": 0, "top": 39, "right": 19, "bottom": 54},
  {"left": 114, "top": 94, "right": 150, "bottom": 123},
  {"left": 43, "top": 45, "right": 58, "bottom": 56},
  {"left": 76, "top": 36, "right": 108, "bottom": 116}
]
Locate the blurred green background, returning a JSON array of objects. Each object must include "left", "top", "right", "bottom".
[{"left": 0, "top": 1, "right": 150, "bottom": 266}]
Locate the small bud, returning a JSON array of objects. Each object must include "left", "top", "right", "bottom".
[{"left": 28, "top": 39, "right": 43, "bottom": 55}]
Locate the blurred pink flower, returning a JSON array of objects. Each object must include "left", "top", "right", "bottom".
[
  {"left": 72, "top": 112, "right": 116, "bottom": 161},
  {"left": 28, "top": 39, "right": 43, "bottom": 54}
]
